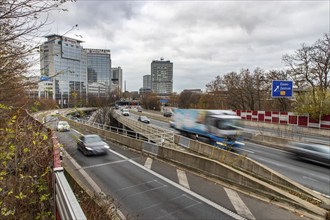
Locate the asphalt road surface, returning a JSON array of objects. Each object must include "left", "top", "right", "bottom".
[{"left": 51, "top": 118, "right": 308, "bottom": 220}]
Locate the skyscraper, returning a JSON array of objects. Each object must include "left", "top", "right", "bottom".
[
  {"left": 39, "top": 34, "right": 87, "bottom": 107},
  {"left": 143, "top": 75, "right": 151, "bottom": 89},
  {"left": 85, "top": 48, "right": 111, "bottom": 97},
  {"left": 111, "top": 67, "right": 123, "bottom": 93},
  {"left": 151, "top": 58, "right": 173, "bottom": 95}
]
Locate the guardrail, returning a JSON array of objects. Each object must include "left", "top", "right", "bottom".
[
  {"left": 51, "top": 131, "right": 87, "bottom": 220},
  {"left": 29, "top": 111, "right": 87, "bottom": 220},
  {"left": 54, "top": 167, "right": 86, "bottom": 220},
  {"left": 76, "top": 113, "right": 175, "bottom": 148}
]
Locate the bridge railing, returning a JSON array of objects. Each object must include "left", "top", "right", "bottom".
[{"left": 72, "top": 113, "right": 174, "bottom": 147}]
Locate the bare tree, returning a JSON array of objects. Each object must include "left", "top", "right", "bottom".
[
  {"left": 205, "top": 75, "right": 227, "bottom": 109},
  {"left": 0, "top": 0, "right": 70, "bottom": 107},
  {"left": 223, "top": 71, "right": 246, "bottom": 110},
  {"left": 0, "top": 0, "right": 71, "bottom": 218},
  {"left": 141, "top": 93, "right": 160, "bottom": 110},
  {"left": 283, "top": 33, "right": 330, "bottom": 118}
]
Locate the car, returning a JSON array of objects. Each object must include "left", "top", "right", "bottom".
[
  {"left": 287, "top": 141, "right": 330, "bottom": 166},
  {"left": 138, "top": 116, "right": 150, "bottom": 124},
  {"left": 163, "top": 111, "right": 172, "bottom": 117},
  {"left": 51, "top": 110, "right": 60, "bottom": 116},
  {"left": 77, "top": 134, "right": 110, "bottom": 156},
  {"left": 137, "top": 107, "right": 142, "bottom": 112},
  {"left": 122, "top": 109, "right": 129, "bottom": 116},
  {"left": 56, "top": 121, "right": 70, "bottom": 132},
  {"left": 69, "top": 116, "right": 80, "bottom": 122}
]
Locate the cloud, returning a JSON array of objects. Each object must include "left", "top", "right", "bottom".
[{"left": 46, "top": 0, "right": 329, "bottom": 92}]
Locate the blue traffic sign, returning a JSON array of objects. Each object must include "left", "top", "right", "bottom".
[
  {"left": 271, "top": 80, "right": 293, "bottom": 98},
  {"left": 40, "top": 75, "right": 51, "bottom": 81}
]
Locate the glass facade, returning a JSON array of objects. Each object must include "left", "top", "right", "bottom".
[
  {"left": 40, "top": 35, "right": 87, "bottom": 107},
  {"left": 111, "top": 67, "right": 123, "bottom": 93},
  {"left": 85, "top": 49, "right": 111, "bottom": 96}
]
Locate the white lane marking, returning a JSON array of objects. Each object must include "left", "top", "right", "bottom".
[
  {"left": 239, "top": 148, "right": 255, "bottom": 154},
  {"left": 72, "top": 129, "right": 82, "bottom": 135},
  {"left": 82, "top": 159, "right": 133, "bottom": 169},
  {"left": 303, "top": 176, "right": 319, "bottom": 182},
  {"left": 109, "top": 148, "right": 246, "bottom": 220},
  {"left": 116, "top": 180, "right": 161, "bottom": 192},
  {"left": 245, "top": 141, "right": 288, "bottom": 153},
  {"left": 313, "top": 190, "right": 330, "bottom": 199},
  {"left": 144, "top": 157, "right": 153, "bottom": 169},
  {"left": 224, "top": 188, "right": 256, "bottom": 220},
  {"left": 177, "top": 169, "right": 190, "bottom": 189},
  {"left": 72, "top": 128, "right": 245, "bottom": 219},
  {"left": 63, "top": 149, "right": 126, "bottom": 220}
]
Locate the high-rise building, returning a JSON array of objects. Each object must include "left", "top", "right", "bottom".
[
  {"left": 39, "top": 34, "right": 87, "bottom": 107},
  {"left": 143, "top": 75, "right": 151, "bottom": 89},
  {"left": 151, "top": 58, "right": 173, "bottom": 95},
  {"left": 85, "top": 48, "right": 111, "bottom": 97},
  {"left": 111, "top": 67, "right": 123, "bottom": 93}
]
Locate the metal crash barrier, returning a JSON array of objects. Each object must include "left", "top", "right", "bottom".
[
  {"left": 51, "top": 130, "right": 87, "bottom": 220},
  {"left": 54, "top": 167, "right": 87, "bottom": 220}
]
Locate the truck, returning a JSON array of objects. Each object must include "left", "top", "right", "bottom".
[{"left": 173, "top": 109, "right": 244, "bottom": 151}]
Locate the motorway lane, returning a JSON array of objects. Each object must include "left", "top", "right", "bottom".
[
  {"left": 52, "top": 121, "right": 307, "bottom": 220},
  {"left": 242, "top": 125, "right": 330, "bottom": 145},
  {"left": 54, "top": 126, "right": 241, "bottom": 219},
  {"left": 241, "top": 142, "right": 330, "bottom": 197},
  {"left": 128, "top": 112, "right": 330, "bottom": 198}
]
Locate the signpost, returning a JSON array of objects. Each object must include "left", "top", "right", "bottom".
[
  {"left": 40, "top": 75, "right": 51, "bottom": 81},
  {"left": 271, "top": 80, "right": 293, "bottom": 98}
]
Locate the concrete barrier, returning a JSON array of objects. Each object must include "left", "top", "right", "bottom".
[
  {"left": 66, "top": 118, "right": 328, "bottom": 219},
  {"left": 175, "top": 135, "right": 329, "bottom": 205}
]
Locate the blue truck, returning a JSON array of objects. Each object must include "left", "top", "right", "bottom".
[{"left": 173, "top": 109, "right": 244, "bottom": 151}]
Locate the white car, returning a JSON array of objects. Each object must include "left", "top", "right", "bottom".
[
  {"left": 122, "top": 109, "right": 129, "bottom": 116},
  {"left": 138, "top": 116, "right": 150, "bottom": 124},
  {"left": 56, "top": 121, "right": 70, "bottom": 132}
]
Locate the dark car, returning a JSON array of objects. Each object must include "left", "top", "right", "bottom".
[
  {"left": 288, "top": 141, "right": 330, "bottom": 166},
  {"left": 77, "top": 134, "right": 110, "bottom": 156},
  {"left": 138, "top": 115, "right": 150, "bottom": 124},
  {"left": 163, "top": 111, "right": 172, "bottom": 117}
]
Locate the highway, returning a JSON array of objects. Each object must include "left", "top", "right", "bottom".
[
  {"left": 49, "top": 115, "right": 306, "bottom": 220},
  {"left": 240, "top": 142, "right": 330, "bottom": 197},
  {"left": 129, "top": 111, "right": 330, "bottom": 197},
  {"left": 242, "top": 125, "right": 330, "bottom": 145}
]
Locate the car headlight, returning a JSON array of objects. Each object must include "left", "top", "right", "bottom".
[
  {"left": 216, "top": 142, "right": 226, "bottom": 146},
  {"left": 86, "top": 147, "right": 93, "bottom": 151},
  {"left": 104, "top": 144, "right": 110, "bottom": 149}
]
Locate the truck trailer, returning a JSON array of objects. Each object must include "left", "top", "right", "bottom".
[{"left": 173, "top": 109, "right": 244, "bottom": 151}]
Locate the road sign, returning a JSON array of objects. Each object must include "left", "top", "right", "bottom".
[
  {"left": 40, "top": 75, "right": 51, "bottom": 81},
  {"left": 271, "top": 80, "right": 293, "bottom": 98}
]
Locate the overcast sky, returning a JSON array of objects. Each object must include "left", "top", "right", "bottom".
[{"left": 47, "top": 0, "right": 329, "bottom": 93}]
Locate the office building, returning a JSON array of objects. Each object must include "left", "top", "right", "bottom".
[
  {"left": 85, "top": 48, "right": 111, "bottom": 97},
  {"left": 111, "top": 67, "right": 123, "bottom": 93},
  {"left": 143, "top": 75, "right": 151, "bottom": 89},
  {"left": 151, "top": 58, "right": 173, "bottom": 95},
  {"left": 39, "top": 34, "right": 87, "bottom": 107}
]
